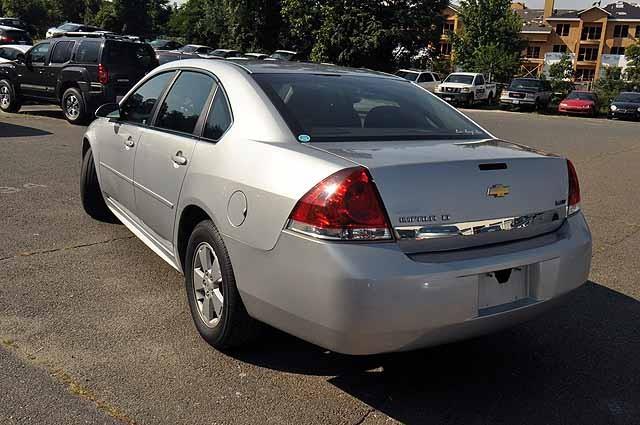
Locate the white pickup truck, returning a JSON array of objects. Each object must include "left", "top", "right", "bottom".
[{"left": 435, "top": 72, "right": 497, "bottom": 107}]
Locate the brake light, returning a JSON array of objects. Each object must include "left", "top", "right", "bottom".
[
  {"left": 567, "top": 159, "right": 580, "bottom": 215},
  {"left": 287, "top": 167, "right": 393, "bottom": 241},
  {"left": 0, "top": 36, "right": 13, "bottom": 43},
  {"left": 97, "top": 64, "right": 109, "bottom": 84}
]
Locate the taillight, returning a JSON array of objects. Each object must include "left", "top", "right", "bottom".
[
  {"left": 567, "top": 159, "right": 580, "bottom": 215},
  {"left": 97, "top": 64, "right": 109, "bottom": 84},
  {"left": 0, "top": 36, "right": 13, "bottom": 43},
  {"left": 287, "top": 167, "right": 393, "bottom": 241}
]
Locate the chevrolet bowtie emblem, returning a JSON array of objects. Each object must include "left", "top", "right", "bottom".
[{"left": 487, "top": 184, "right": 510, "bottom": 198}]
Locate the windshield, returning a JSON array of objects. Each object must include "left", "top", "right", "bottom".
[
  {"left": 615, "top": 93, "right": 640, "bottom": 103},
  {"left": 253, "top": 73, "right": 488, "bottom": 142},
  {"left": 150, "top": 40, "right": 167, "bottom": 48},
  {"left": 180, "top": 45, "right": 197, "bottom": 53},
  {"left": 444, "top": 74, "right": 474, "bottom": 85},
  {"left": 395, "top": 71, "right": 419, "bottom": 82},
  {"left": 59, "top": 23, "right": 79, "bottom": 31},
  {"left": 270, "top": 51, "right": 295, "bottom": 61},
  {"left": 509, "top": 79, "right": 543, "bottom": 90},
  {"left": 567, "top": 92, "right": 595, "bottom": 101}
]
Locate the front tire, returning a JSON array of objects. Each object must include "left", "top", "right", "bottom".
[
  {"left": 185, "top": 220, "right": 257, "bottom": 350},
  {"left": 62, "top": 87, "right": 88, "bottom": 124},
  {"left": 80, "top": 148, "right": 118, "bottom": 223},
  {"left": 0, "top": 80, "right": 21, "bottom": 113}
]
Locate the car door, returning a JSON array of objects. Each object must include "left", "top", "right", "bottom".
[
  {"left": 46, "top": 40, "right": 75, "bottom": 100},
  {"left": 133, "top": 70, "right": 216, "bottom": 246},
  {"left": 98, "top": 71, "right": 176, "bottom": 216},
  {"left": 18, "top": 41, "right": 50, "bottom": 99},
  {"left": 474, "top": 74, "right": 486, "bottom": 100}
]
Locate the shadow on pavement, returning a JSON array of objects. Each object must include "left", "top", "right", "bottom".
[
  {"left": 19, "top": 109, "right": 66, "bottom": 120},
  {"left": 0, "top": 121, "right": 52, "bottom": 137},
  {"left": 232, "top": 282, "right": 640, "bottom": 424}
]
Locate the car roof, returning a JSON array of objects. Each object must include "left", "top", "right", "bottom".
[
  {"left": 152, "top": 59, "right": 400, "bottom": 81},
  {"left": 0, "top": 25, "right": 25, "bottom": 31},
  {"left": 0, "top": 44, "right": 30, "bottom": 51},
  {"left": 214, "top": 49, "right": 238, "bottom": 52},
  {"left": 273, "top": 50, "right": 297, "bottom": 54},
  {"left": 448, "top": 72, "right": 480, "bottom": 76}
]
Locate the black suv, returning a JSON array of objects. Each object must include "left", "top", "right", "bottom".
[{"left": 0, "top": 33, "right": 158, "bottom": 123}]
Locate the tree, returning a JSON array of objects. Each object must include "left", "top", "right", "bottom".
[
  {"left": 593, "top": 66, "right": 626, "bottom": 113},
  {"left": 624, "top": 43, "right": 640, "bottom": 89},
  {"left": 281, "top": 0, "right": 446, "bottom": 70},
  {"left": 452, "top": 0, "right": 523, "bottom": 82},
  {"left": 547, "top": 53, "right": 574, "bottom": 101},
  {"left": 168, "top": 0, "right": 227, "bottom": 46}
]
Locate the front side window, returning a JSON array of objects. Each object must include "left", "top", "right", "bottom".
[
  {"left": 475, "top": 75, "right": 485, "bottom": 86},
  {"left": 29, "top": 42, "right": 50, "bottom": 63},
  {"left": 120, "top": 71, "right": 175, "bottom": 125},
  {"left": 75, "top": 41, "right": 101, "bottom": 64},
  {"left": 203, "top": 89, "right": 232, "bottom": 140},
  {"left": 155, "top": 71, "right": 215, "bottom": 134},
  {"left": 253, "top": 73, "right": 488, "bottom": 142},
  {"left": 50, "top": 41, "right": 74, "bottom": 64}
]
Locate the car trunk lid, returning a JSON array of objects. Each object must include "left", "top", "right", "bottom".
[{"left": 310, "top": 139, "right": 569, "bottom": 253}]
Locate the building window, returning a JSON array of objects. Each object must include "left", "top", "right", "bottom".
[
  {"left": 575, "top": 68, "right": 595, "bottom": 81},
  {"left": 636, "top": 25, "right": 640, "bottom": 37},
  {"left": 611, "top": 46, "right": 626, "bottom": 56},
  {"left": 613, "top": 25, "right": 629, "bottom": 38},
  {"left": 581, "top": 26, "right": 602, "bottom": 40},
  {"left": 525, "top": 46, "right": 541, "bottom": 58},
  {"left": 442, "top": 21, "right": 455, "bottom": 35},
  {"left": 553, "top": 45, "right": 567, "bottom": 53},
  {"left": 578, "top": 47, "right": 598, "bottom": 61},
  {"left": 440, "top": 42, "right": 452, "bottom": 55},
  {"left": 556, "top": 23, "right": 570, "bottom": 36}
]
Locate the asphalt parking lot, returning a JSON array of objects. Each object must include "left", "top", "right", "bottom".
[{"left": 1, "top": 106, "right": 639, "bottom": 425}]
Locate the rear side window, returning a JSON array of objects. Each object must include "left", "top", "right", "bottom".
[
  {"left": 104, "top": 42, "right": 156, "bottom": 70},
  {"left": 75, "top": 41, "right": 101, "bottom": 64},
  {"left": 120, "top": 71, "right": 174, "bottom": 125},
  {"left": 418, "top": 73, "right": 434, "bottom": 83},
  {"left": 203, "top": 89, "right": 232, "bottom": 140},
  {"left": 50, "top": 41, "right": 74, "bottom": 64},
  {"left": 155, "top": 71, "right": 215, "bottom": 134}
]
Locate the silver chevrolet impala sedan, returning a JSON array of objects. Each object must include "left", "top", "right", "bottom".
[{"left": 80, "top": 60, "right": 592, "bottom": 355}]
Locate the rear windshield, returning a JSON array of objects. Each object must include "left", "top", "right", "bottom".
[
  {"left": 253, "top": 73, "right": 488, "bottom": 143},
  {"left": 509, "top": 79, "right": 543, "bottom": 90},
  {"left": 395, "top": 71, "right": 419, "bottom": 82},
  {"left": 567, "top": 92, "right": 595, "bottom": 101},
  {"left": 444, "top": 74, "right": 474, "bottom": 84},
  {"left": 104, "top": 42, "right": 157, "bottom": 70},
  {"left": 4, "top": 30, "right": 30, "bottom": 42},
  {"left": 615, "top": 93, "right": 640, "bottom": 103},
  {"left": 180, "top": 45, "right": 197, "bottom": 53},
  {"left": 270, "top": 52, "right": 295, "bottom": 61}
]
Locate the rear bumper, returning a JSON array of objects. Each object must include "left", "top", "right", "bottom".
[{"left": 227, "top": 212, "right": 592, "bottom": 355}]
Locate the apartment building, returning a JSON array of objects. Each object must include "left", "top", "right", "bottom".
[{"left": 441, "top": 1, "right": 640, "bottom": 81}]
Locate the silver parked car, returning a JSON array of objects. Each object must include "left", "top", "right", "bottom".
[{"left": 80, "top": 60, "right": 592, "bottom": 355}]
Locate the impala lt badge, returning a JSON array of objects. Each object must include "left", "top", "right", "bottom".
[{"left": 487, "top": 184, "right": 510, "bottom": 198}]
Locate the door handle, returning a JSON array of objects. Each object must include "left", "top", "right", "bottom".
[
  {"left": 172, "top": 151, "right": 188, "bottom": 166},
  {"left": 124, "top": 136, "right": 135, "bottom": 148}
]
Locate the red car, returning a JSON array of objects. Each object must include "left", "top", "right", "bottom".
[{"left": 558, "top": 91, "right": 598, "bottom": 116}]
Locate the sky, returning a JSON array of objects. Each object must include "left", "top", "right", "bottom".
[{"left": 511, "top": 0, "right": 622, "bottom": 8}]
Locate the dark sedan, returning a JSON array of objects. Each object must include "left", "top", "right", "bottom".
[{"left": 608, "top": 92, "right": 640, "bottom": 121}]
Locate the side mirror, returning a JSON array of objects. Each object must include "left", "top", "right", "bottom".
[
  {"left": 15, "top": 53, "right": 25, "bottom": 63},
  {"left": 95, "top": 103, "right": 120, "bottom": 119}
]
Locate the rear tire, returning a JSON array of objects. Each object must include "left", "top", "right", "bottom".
[
  {"left": 0, "top": 80, "right": 21, "bottom": 113},
  {"left": 80, "top": 148, "right": 119, "bottom": 223},
  {"left": 62, "top": 87, "right": 88, "bottom": 124},
  {"left": 185, "top": 220, "right": 257, "bottom": 350}
]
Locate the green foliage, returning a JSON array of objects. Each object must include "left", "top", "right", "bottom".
[
  {"left": 593, "top": 66, "right": 626, "bottom": 112},
  {"left": 547, "top": 53, "right": 574, "bottom": 102},
  {"left": 452, "top": 0, "right": 523, "bottom": 82},
  {"left": 93, "top": 0, "right": 172, "bottom": 36},
  {"left": 625, "top": 43, "right": 640, "bottom": 87},
  {"left": 281, "top": 0, "right": 446, "bottom": 70}
]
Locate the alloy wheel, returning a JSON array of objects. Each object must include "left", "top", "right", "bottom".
[
  {"left": 0, "top": 85, "right": 10, "bottom": 109},
  {"left": 192, "top": 242, "right": 224, "bottom": 328},
  {"left": 65, "top": 94, "right": 80, "bottom": 120}
]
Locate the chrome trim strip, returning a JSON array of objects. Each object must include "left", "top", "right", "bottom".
[
  {"left": 133, "top": 181, "right": 174, "bottom": 209},
  {"left": 104, "top": 197, "right": 180, "bottom": 272},
  {"left": 395, "top": 208, "right": 566, "bottom": 241},
  {"left": 99, "top": 161, "right": 133, "bottom": 184}
]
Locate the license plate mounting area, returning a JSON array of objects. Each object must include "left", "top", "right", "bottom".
[{"left": 477, "top": 265, "right": 532, "bottom": 313}]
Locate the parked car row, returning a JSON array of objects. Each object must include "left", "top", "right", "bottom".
[{"left": 155, "top": 44, "right": 300, "bottom": 65}]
